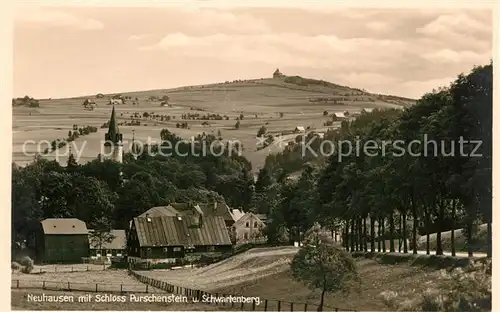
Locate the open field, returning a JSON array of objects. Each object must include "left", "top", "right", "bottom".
[
  {"left": 11, "top": 266, "right": 165, "bottom": 293},
  {"left": 13, "top": 77, "right": 414, "bottom": 172},
  {"left": 135, "top": 246, "right": 454, "bottom": 311}
]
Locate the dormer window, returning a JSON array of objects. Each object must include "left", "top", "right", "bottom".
[{"left": 245, "top": 222, "right": 249, "bottom": 228}]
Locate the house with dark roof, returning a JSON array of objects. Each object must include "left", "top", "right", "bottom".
[
  {"left": 88, "top": 229, "right": 127, "bottom": 258},
  {"left": 35, "top": 218, "right": 89, "bottom": 263},
  {"left": 127, "top": 206, "right": 232, "bottom": 263}
]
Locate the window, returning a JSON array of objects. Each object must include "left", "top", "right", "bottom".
[
  {"left": 245, "top": 222, "right": 249, "bottom": 228},
  {"left": 208, "top": 246, "right": 215, "bottom": 252},
  {"left": 163, "top": 247, "right": 168, "bottom": 252},
  {"left": 243, "top": 233, "right": 248, "bottom": 240},
  {"left": 173, "top": 247, "right": 181, "bottom": 252},
  {"left": 253, "top": 222, "right": 257, "bottom": 228}
]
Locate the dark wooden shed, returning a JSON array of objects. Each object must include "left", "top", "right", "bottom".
[{"left": 36, "top": 218, "right": 89, "bottom": 264}]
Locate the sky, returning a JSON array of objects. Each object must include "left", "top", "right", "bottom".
[{"left": 14, "top": 6, "right": 492, "bottom": 99}]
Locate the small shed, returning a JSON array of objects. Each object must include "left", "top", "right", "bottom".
[{"left": 36, "top": 218, "right": 89, "bottom": 264}]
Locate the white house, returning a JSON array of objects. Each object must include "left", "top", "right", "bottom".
[{"left": 333, "top": 112, "right": 346, "bottom": 118}]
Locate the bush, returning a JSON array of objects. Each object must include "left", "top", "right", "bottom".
[
  {"left": 11, "top": 262, "right": 21, "bottom": 270},
  {"left": 21, "top": 266, "right": 33, "bottom": 274},
  {"left": 20, "top": 256, "right": 34, "bottom": 268}
]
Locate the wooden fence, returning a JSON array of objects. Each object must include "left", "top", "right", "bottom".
[
  {"left": 11, "top": 279, "right": 154, "bottom": 294},
  {"left": 18, "top": 266, "right": 107, "bottom": 274},
  {"left": 129, "top": 270, "right": 355, "bottom": 311}
]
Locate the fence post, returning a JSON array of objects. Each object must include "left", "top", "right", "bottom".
[
  {"left": 264, "top": 299, "right": 268, "bottom": 311},
  {"left": 240, "top": 301, "right": 244, "bottom": 310},
  {"left": 290, "top": 302, "right": 293, "bottom": 311},
  {"left": 43, "top": 281, "right": 45, "bottom": 289},
  {"left": 71, "top": 266, "right": 74, "bottom": 272},
  {"left": 16, "top": 280, "right": 19, "bottom": 288},
  {"left": 95, "top": 283, "right": 98, "bottom": 292},
  {"left": 252, "top": 300, "right": 256, "bottom": 310},
  {"left": 215, "top": 293, "right": 219, "bottom": 304},
  {"left": 68, "top": 281, "right": 70, "bottom": 291},
  {"left": 304, "top": 303, "right": 307, "bottom": 311},
  {"left": 121, "top": 284, "right": 123, "bottom": 293},
  {"left": 278, "top": 300, "right": 281, "bottom": 311},
  {"left": 146, "top": 284, "right": 149, "bottom": 293},
  {"left": 87, "top": 266, "right": 89, "bottom": 271},
  {"left": 40, "top": 268, "right": 42, "bottom": 274}
]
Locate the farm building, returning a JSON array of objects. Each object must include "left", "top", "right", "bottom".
[
  {"left": 294, "top": 126, "right": 305, "bottom": 133},
  {"left": 127, "top": 208, "right": 232, "bottom": 263},
  {"left": 138, "top": 201, "right": 237, "bottom": 228},
  {"left": 88, "top": 229, "right": 127, "bottom": 258},
  {"left": 232, "top": 212, "right": 267, "bottom": 245},
  {"left": 35, "top": 218, "right": 89, "bottom": 264}
]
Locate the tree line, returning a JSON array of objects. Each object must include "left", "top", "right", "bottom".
[
  {"left": 12, "top": 63, "right": 492, "bottom": 259},
  {"left": 12, "top": 129, "right": 254, "bottom": 248},
  {"left": 255, "top": 63, "right": 492, "bottom": 257}
]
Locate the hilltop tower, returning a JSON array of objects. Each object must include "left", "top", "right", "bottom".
[{"left": 103, "top": 105, "right": 123, "bottom": 163}]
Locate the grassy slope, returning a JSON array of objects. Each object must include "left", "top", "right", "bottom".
[
  {"left": 416, "top": 223, "right": 488, "bottom": 253},
  {"left": 13, "top": 76, "right": 415, "bottom": 172},
  {"left": 137, "top": 246, "right": 444, "bottom": 311}
]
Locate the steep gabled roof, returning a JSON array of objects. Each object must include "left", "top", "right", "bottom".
[
  {"left": 139, "top": 206, "right": 181, "bottom": 217},
  {"left": 133, "top": 215, "right": 231, "bottom": 247},
  {"left": 41, "top": 218, "right": 88, "bottom": 235}
]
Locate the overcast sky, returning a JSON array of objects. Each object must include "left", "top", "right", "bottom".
[{"left": 14, "top": 6, "right": 492, "bottom": 99}]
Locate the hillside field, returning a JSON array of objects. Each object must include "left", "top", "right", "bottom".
[
  {"left": 13, "top": 76, "right": 414, "bottom": 172},
  {"left": 136, "top": 246, "right": 447, "bottom": 311}
]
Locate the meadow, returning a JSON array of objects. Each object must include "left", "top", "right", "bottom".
[
  {"left": 133, "top": 246, "right": 454, "bottom": 311},
  {"left": 13, "top": 76, "right": 413, "bottom": 172}
]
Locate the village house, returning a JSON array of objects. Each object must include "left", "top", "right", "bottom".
[
  {"left": 333, "top": 112, "right": 346, "bottom": 119},
  {"left": 35, "top": 218, "right": 89, "bottom": 264},
  {"left": 232, "top": 212, "right": 267, "bottom": 245},
  {"left": 294, "top": 126, "right": 305, "bottom": 133},
  {"left": 109, "top": 98, "right": 123, "bottom": 105},
  {"left": 88, "top": 229, "right": 126, "bottom": 258},
  {"left": 127, "top": 203, "right": 234, "bottom": 263}
]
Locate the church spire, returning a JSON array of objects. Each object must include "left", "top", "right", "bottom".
[{"left": 105, "top": 105, "right": 121, "bottom": 144}]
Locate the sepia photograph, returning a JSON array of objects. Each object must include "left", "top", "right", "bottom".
[{"left": 11, "top": 2, "right": 493, "bottom": 311}]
